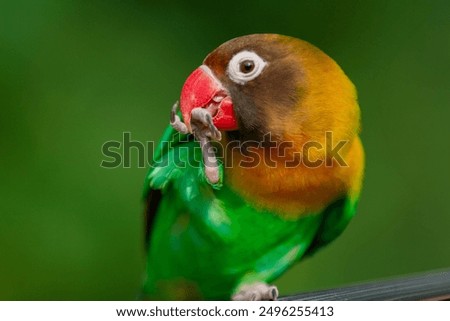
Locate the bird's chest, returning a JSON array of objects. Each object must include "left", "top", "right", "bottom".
[{"left": 224, "top": 160, "right": 344, "bottom": 219}]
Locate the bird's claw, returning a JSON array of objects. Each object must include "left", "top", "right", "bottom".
[
  {"left": 170, "top": 101, "right": 221, "bottom": 141},
  {"left": 190, "top": 108, "right": 221, "bottom": 141},
  {"left": 170, "top": 101, "right": 189, "bottom": 134}
]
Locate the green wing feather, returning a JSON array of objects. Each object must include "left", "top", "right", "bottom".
[
  {"left": 304, "top": 195, "right": 359, "bottom": 257},
  {"left": 143, "top": 125, "right": 359, "bottom": 300}
]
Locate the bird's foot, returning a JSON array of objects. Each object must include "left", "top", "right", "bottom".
[
  {"left": 169, "top": 101, "right": 221, "bottom": 141},
  {"left": 232, "top": 282, "right": 279, "bottom": 301},
  {"left": 169, "top": 101, "right": 221, "bottom": 185},
  {"left": 191, "top": 108, "right": 222, "bottom": 184},
  {"left": 190, "top": 107, "right": 221, "bottom": 141}
]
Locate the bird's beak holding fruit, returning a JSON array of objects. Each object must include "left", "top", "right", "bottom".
[{"left": 180, "top": 65, "right": 238, "bottom": 133}]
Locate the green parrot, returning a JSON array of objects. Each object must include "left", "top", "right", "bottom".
[{"left": 142, "top": 34, "right": 364, "bottom": 300}]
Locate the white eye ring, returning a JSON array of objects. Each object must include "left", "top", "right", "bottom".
[{"left": 227, "top": 50, "right": 267, "bottom": 85}]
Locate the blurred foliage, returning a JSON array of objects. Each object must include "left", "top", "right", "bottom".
[{"left": 0, "top": 0, "right": 449, "bottom": 299}]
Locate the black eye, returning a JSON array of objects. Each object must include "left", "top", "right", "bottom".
[{"left": 240, "top": 60, "right": 255, "bottom": 73}]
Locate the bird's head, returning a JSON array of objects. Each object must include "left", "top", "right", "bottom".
[{"left": 180, "top": 34, "right": 360, "bottom": 152}]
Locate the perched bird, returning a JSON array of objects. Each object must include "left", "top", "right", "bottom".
[{"left": 143, "top": 34, "right": 364, "bottom": 300}]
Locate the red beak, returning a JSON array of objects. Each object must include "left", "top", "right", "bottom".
[{"left": 180, "top": 65, "right": 238, "bottom": 132}]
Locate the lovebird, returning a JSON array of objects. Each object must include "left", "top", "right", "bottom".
[{"left": 142, "top": 34, "right": 364, "bottom": 300}]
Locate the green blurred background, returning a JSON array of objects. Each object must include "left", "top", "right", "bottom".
[{"left": 1, "top": 0, "right": 449, "bottom": 300}]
